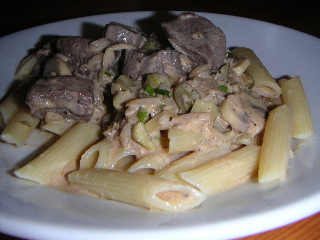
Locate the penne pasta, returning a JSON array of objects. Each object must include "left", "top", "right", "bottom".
[
  {"left": 80, "top": 139, "right": 114, "bottom": 170},
  {"left": 179, "top": 145, "right": 261, "bottom": 195},
  {"left": 0, "top": 103, "right": 40, "bottom": 147},
  {"left": 14, "top": 53, "right": 39, "bottom": 80},
  {"left": 132, "top": 121, "right": 156, "bottom": 151},
  {"left": 168, "top": 127, "right": 205, "bottom": 154},
  {"left": 258, "top": 104, "right": 294, "bottom": 183},
  {"left": 68, "top": 168, "right": 206, "bottom": 211},
  {"left": 231, "top": 47, "right": 281, "bottom": 98},
  {"left": 278, "top": 76, "right": 313, "bottom": 139},
  {"left": 0, "top": 78, "right": 35, "bottom": 124},
  {"left": 41, "top": 120, "right": 76, "bottom": 135},
  {"left": 154, "top": 145, "right": 231, "bottom": 183},
  {"left": 80, "top": 137, "right": 136, "bottom": 170},
  {"left": 14, "top": 123, "right": 101, "bottom": 184},
  {"left": 127, "top": 151, "right": 172, "bottom": 173},
  {"left": 144, "top": 109, "right": 178, "bottom": 134}
]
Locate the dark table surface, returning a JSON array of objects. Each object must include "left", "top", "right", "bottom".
[
  {"left": 1, "top": 0, "right": 320, "bottom": 38},
  {"left": 1, "top": 0, "right": 319, "bottom": 239}
]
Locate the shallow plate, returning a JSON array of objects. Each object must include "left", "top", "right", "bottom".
[{"left": 0, "top": 11, "right": 319, "bottom": 240}]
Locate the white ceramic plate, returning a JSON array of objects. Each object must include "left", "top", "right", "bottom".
[{"left": 0, "top": 11, "right": 319, "bottom": 240}]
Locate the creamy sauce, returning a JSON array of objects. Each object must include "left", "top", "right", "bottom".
[{"left": 156, "top": 190, "right": 194, "bottom": 204}]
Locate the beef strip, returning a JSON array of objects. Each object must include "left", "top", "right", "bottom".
[
  {"left": 104, "top": 22, "right": 147, "bottom": 48},
  {"left": 55, "top": 36, "right": 96, "bottom": 73},
  {"left": 26, "top": 76, "right": 95, "bottom": 122},
  {"left": 161, "top": 12, "right": 226, "bottom": 71},
  {"left": 122, "top": 49, "right": 186, "bottom": 80}
]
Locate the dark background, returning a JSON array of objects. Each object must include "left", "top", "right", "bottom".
[
  {"left": 1, "top": 0, "right": 319, "bottom": 38},
  {"left": 0, "top": 0, "right": 319, "bottom": 239}
]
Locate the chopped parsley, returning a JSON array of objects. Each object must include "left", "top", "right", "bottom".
[
  {"left": 137, "top": 107, "right": 149, "bottom": 123},
  {"left": 145, "top": 85, "right": 155, "bottom": 96},
  {"left": 145, "top": 85, "right": 170, "bottom": 97},
  {"left": 104, "top": 71, "right": 112, "bottom": 77},
  {"left": 219, "top": 85, "right": 228, "bottom": 92},
  {"left": 154, "top": 88, "right": 171, "bottom": 97}
]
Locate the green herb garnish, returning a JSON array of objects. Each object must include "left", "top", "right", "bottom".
[
  {"left": 154, "top": 88, "right": 171, "bottom": 97},
  {"left": 104, "top": 71, "right": 112, "bottom": 77},
  {"left": 145, "top": 85, "right": 155, "bottom": 96},
  {"left": 143, "top": 41, "right": 155, "bottom": 51},
  {"left": 137, "top": 107, "right": 149, "bottom": 123},
  {"left": 219, "top": 85, "right": 228, "bottom": 92}
]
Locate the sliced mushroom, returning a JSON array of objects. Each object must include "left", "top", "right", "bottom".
[
  {"left": 43, "top": 55, "right": 72, "bottom": 78},
  {"left": 173, "top": 82, "right": 201, "bottom": 113},
  {"left": 220, "top": 93, "right": 267, "bottom": 136}
]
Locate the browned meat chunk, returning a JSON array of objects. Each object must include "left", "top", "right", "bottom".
[
  {"left": 55, "top": 36, "right": 95, "bottom": 73},
  {"left": 104, "top": 22, "right": 147, "bottom": 48},
  {"left": 26, "top": 76, "right": 95, "bottom": 122},
  {"left": 161, "top": 12, "right": 226, "bottom": 71},
  {"left": 122, "top": 49, "right": 186, "bottom": 80}
]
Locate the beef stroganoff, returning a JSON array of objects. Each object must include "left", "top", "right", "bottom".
[{"left": 0, "top": 12, "right": 313, "bottom": 211}]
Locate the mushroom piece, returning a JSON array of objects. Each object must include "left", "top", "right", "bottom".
[
  {"left": 173, "top": 82, "right": 201, "bottom": 113},
  {"left": 220, "top": 93, "right": 267, "bottom": 136},
  {"left": 43, "top": 55, "right": 72, "bottom": 78}
]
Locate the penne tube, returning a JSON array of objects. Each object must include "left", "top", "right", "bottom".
[
  {"left": 154, "top": 145, "right": 231, "bottom": 183},
  {"left": 14, "top": 53, "right": 39, "bottom": 80},
  {"left": 80, "top": 139, "right": 114, "bottom": 170},
  {"left": 132, "top": 121, "right": 156, "bottom": 151},
  {"left": 14, "top": 123, "right": 101, "bottom": 184},
  {"left": 179, "top": 145, "right": 261, "bottom": 195},
  {"left": 278, "top": 76, "right": 313, "bottom": 139},
  {"left": 0, "top": 78, "right": 36, "bottom": 124},
  {"left": 258, "top": 104, "right": 294, "bottom": 183},
  {"left": 68, "top": 168, "right": 206, "bottom": 211},
  {"left": 0, "top": 103, "right": 40, "bottom": 147},
  {"left": 231, "top": 47, "right": 281, "bottom": 98},
  {"left": 80, "top": 137, "right": 136, "bottom": 170},
  {"left": 127, "top": 151, "right": 172, "bottom": 173},
  {"left": 41, "top": 120, "right": 76, "bottom": 135},
  {"left": 168, "top": 127, "right": 205, "bottom": 154},
  {"left": 144, "top": 110, "right": 178, "bottom": 134}
]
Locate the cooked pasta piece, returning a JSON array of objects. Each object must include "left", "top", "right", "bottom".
[
  {"left": 68, "top": 168, "right": 206, "bottom": 211},
  {"left": 154, "top": 145, "right": 231, "bottom": 183},
  {"left": 127, "top": 151, "right": 172, "bottom": 173},
  {"left": 168, "top": 127, "right": 205, "bottom": 154},
  {"left": 80, "top": 137, "right": 136, "bottom": 170},
  {"left": 231, "top": 47, "right": 281, "bottom": 98},
  {"left": 14, "top": 53, "right": 39, "bottom": 80},
  {"left": 0, "top": 78, "right": 35, "bottom": 124},
  {"left": 14, "top": 123, "right": 101, "bottom": 184},
  {"left": 1, "top": 104, "right": 40, "bottom": 147},
  {"left": 144, "top": 110, "right": 178, "bottom": 134},
  {"left": 258, "top": 104, "right": 293, "bottom": 183},
  {"left": 132, "top": 121, "right": 156, "bottom": 151},
  {"left": 278, "top": 76, "right": 313, "bottom": 139},
  {"left": 179, "top": 145, "right": 261, "bottom": 195},
  {"left": 41, "top": 120, "right": 76, "bottom": 135},
  {"left": 80, "top": 139, "right": 113, "bottom": 169}
]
